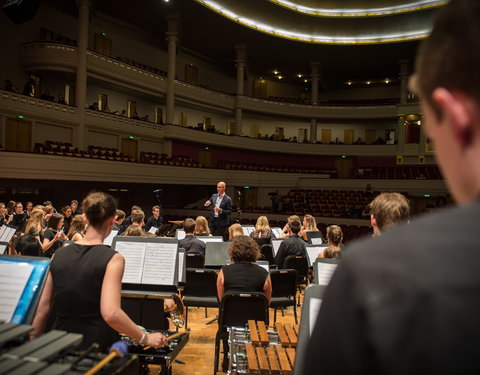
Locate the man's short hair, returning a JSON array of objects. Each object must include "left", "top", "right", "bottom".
[
  {"left": 288, "top": 220, "right": 301, "bottom": 234},
  {"left": 152, "top": 205, "right": 160, "bottom": 211},
  {"left": 412, "top": 0, "right": 480, "bottom": 118},
  {"left": 116, "top": 209, "right": 126, "bottom": 220},
  {"left": 183, "top": 218, "right": 195, "bottom": 234},
  {"left": 131, "top": 210, "right": 145, "bottom": 224},
  {"left": 15, "top": 235, "right": 41, "bottom": 256},
  {"left": 369, "top": 193, "right": 410, "bottom": 232}
]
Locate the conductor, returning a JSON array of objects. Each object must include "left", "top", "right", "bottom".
[{"left": 204, "top": 181, "right": 232, "bottom": 239}]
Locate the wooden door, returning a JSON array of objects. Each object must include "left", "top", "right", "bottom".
[
  {"left": 321, "top": 129, "right": 331, "bottom": 144},
  {"left": 121, "top": 138, "right": 138, "bottom": 161},
  {"left": 365, "top": 129, "right": 376, "bottom": 144},
  {"left": 344, "top": 129, "right": 354, "bottom": 144},
  {"left": 199, "top": 148, "right": 213, "bottom": 168},
  {"left": 185, "top": 64, "right": 198, "bottom": 84},
  {"left": 6, "top": 118, "right": 31, "bottom": 152},
  {"left": 254, "top": 79, "right": 267, "bottom": 98}
]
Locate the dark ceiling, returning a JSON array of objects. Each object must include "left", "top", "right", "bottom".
[{"left": 54, "top": 0, "right": 424, "bottom": 89}]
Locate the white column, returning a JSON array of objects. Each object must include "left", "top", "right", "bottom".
[
  {"left": 165, "top": 15, "right": 178, "bottom": 125},
  {"left": 399, "top": 59, "right": 409, "bottom": 104},
  {"left": 75, "top": 0, "right": 90, "bottom": 150},
  {"left": 234, "top": 44, "right": 246, "bottom": 136}
]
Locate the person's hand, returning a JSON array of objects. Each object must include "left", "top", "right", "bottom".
[
  {"left": 144, "top": 332, "right": 168, "bottom": 348},
  {"left": 59, "top": 231, "right": 67, "bottom": 240},
  {"left": 214, "top": 207, "right": 221, "bottom": 212},
  {"left": 164, "top": 298, "right": 175, "bottom": 312},
  {"left": 204, "top": 200, "right": 211, "bottom": 207}
]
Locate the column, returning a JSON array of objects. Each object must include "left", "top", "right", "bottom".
[
  {"left": 234, "top": 44, "right": 246, "bottom": 136},
  {"left": 399, "top": 59, "right": 409, "bottom": 104},
  {"left": 309, "top": 62, "right": 320, "bottom": 142},
  {"left": 165, "top": 15, "right": 178, "bottom": 125},
  {"left": 397, "top": 115, "right": 406, "bottom": 153},
  {"left": 75, "top": 0, "right": 90, "bottom": 150}
]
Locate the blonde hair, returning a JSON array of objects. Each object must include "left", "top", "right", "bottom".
[
  {"left": 323, "top": 246, "right": 342, "bottom": 259},
  {"left": 124, "top": 225, "right": 145, "bottom": 237},
  {"left": 25, "top": 210, "right": 44, "bottom": 236},
  {"left": 369, "top": 193, "right": 410, "bottom": 232},
  {"left": 228, "top": 223, "right": 244, "bottom": 240},
  {"left": 67, "top": 214, "right": 85, "bottom": 239},
  {"left": 326, "top": 225, "right": 343, "bottom": 246},
  {"left": 255, "top": 216, "right": 270, "bottom": 232},
  {"left": 195, "top": 216, "right": 210, "bottom": 235},
  {"left": 303, "top": 214, "right": 317, "bottom": 231}
]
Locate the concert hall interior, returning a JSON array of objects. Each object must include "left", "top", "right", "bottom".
[{"left": 0, "top": 0, "right": 450, "bottom": 374}]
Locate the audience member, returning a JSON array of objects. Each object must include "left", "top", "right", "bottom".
[
  {"left": 178, "top": 218, "right": 206, "bottom": 253},
  {"left": 23, "top": 78, "right": 35, "bottom": 97},
  {"left": 303, "top": 2, "right": 480, "bottom": 373},
  {"left": 5, "top": 79, "right": 18, "bottom": 92},
  {"left": 274, "top": 220, "right": 306, "bottom": 267},
  {"left": 369, "top": 192, "right": 410, "bottom": 236}
]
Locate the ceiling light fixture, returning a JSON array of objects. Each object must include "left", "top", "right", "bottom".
[
  {"left": 277, "top": 75, "right": 283, "bottom": 79},
  {"left": 297, "top": 74, "right": 303, "bottom": 78},
  {"left": 273, "top": 70, "right": 279, "bottom": 75},
  {"left": 385, "top": 79, "right": 390, "bottom": 84}
]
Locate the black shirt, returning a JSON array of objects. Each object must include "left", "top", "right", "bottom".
[
  {"left": 274, "top": 235, "right": 306, "bottom": 267},
  {"left": 43, "top": 229, "right": 64, "bottom": 258},
  {"left": 144, "top": 215, "right": 163, "bottom": 232},
  {"left": 178, "top": 234, "right": 206, "bottom": 253},
  {"left": 222, "top": 262, "right": 268, "bottom": 295}
]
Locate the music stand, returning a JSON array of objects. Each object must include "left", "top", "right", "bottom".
[
  {"left": 204, "top": 242, "right": 230, "bottom": 268},
  {"left": 305, "top": 245, "right": 328, "bottom": 267},
  {"left": 312, "top": 258, "right": 339, "bottom": 286},
  {"left": 306, "top": 231, "right": 324, "bottom": 244}
]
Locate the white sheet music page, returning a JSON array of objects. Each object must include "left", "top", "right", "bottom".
[
  {"left": 178, "top": 252, "right": 185, "bottom": 282},
  {"left": 316, "top": 263, "right": 338, "bottom": 285},
  {"left": 148, "top": 227, "right": 158, "bottom": 235},
  {"left": 306, "top": 246, "right": 327, "bottom": 265},
  {"left": 103, "top": 230, "right": 118, "bottom": 246},
  {"left": 141, "top": 242, "right": 177, "bottom": 285},
  {"left": 0, "top": 262, "right": 34, "bottom": 321},
  {"left": 309, "top": 298, "right": 322, "bottom": 336},
  {"left": 115, "top": 241, "right": 146, "bottom": 283}
]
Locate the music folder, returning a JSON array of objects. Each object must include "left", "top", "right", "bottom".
[
  {"left": 113, "top": 236, "right": 179, "bottom": 294},
  {"left": 241, "top": 225, "right": 255, "bottom": 236},
  {"left": 306, "top": 231, "right": 324, "bottom": 244},
  {"left": 271, "top": 227, "right": 284, "bottom": 238},
  {"left": 204, "top": 242, "right": 230, "bottom": 267},
  {"left": 0, "top": 255, "right": 50, "bottom": 324},
  {"left": 270, "top": 238, "right": 283, "bottom": 256},
  {"left": 313, "top": 258, "right": 339, "bottom": 286},
  {"left": 305, "top": 245, "right": 328, "bottom": 266}
]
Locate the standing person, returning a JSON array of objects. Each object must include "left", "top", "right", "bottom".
[
  {"left": 303, "top": 1, "right": 480, "bottom": 374},
  {"left": 31, "top": 192, "right": 167, "bottom": 351},
  {"left": 204, "top": 181, "right": 232, "bottom": 239},
  {"left": 144, "top": 205, "right": 163, "bottom": 233}
]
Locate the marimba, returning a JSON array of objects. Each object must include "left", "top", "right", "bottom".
[
  {"left": 0, "top": 322, "right": 138, "bottom": 374},
  {"left": 229, "top": 320, "right": 298, "bottom": 374}
]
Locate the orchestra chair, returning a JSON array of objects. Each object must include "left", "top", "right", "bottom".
[
  {"left": 185, "top": 252, "right": 205, "bottom": 269},
  {"left": 182, "top": 268, "right": 219, "bottom": 329},
  {"left": 214, "top": 292, "right": 269, "bottom": 374},
  {"left": 282, "top": 255, "right": 309, "bottom": 306},
  {"left": 269, "top": 269, "right": 298, "bottom": 324},
  {"left": 260, "top": 244, "right": 275, "bottom": 265}
]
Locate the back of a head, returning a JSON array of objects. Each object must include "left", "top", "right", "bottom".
[
  {"left": 229, "top": 223, "right": 244, "bottom": 239},
  {"left": 304, "top": 214, "right": 316, "bottom": 230},
  {"left": 288, "top": 220, "right": 301, "bottom": 234},
  {"left": 124, "top": 225, "right": 145, "bottom": 237},
  {"left": 195, "top": 216, "right": 209, "bottom": 234},
  {"left": 327, "top": 225, "right": 343, "bottom": 246},
  {"left": 255, "top": 216, "right": 270, "bottom": 232},
  {"left": 228, "top": 235, "right": 260, "bottom": 263},
  {"left": 116, "top": 209, "right": 126, "bottom": 221},
  {"left": 15, "top": 235, "right": 41, "bottom": 256},
  {"left": 414, "top": 0, "right": 480, "bottom": 114},
  {"left": 131, "top": 210, "right": 145, "bottom": 225},
  {"left": 183, "top": 218, "right": 196, "bottom": 234},
  {"left": 323, "top": 246, "right": 342, "bottom": 259},
  {"left": 369, "top": 193, "right": 410, "bottom": 232},
  {"left": 82, "top": 192, "right": 117, "bottom": 228}
]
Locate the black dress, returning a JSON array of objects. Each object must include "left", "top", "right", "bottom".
[
  {"left": 50, "top": 243, "right": 119, "bottom": 351},
  {"left": 222, "top": 262, "right": 268, "bottom": 295},
  {"left": 43, "top": 229, "right": 63, "bottom": 258}
]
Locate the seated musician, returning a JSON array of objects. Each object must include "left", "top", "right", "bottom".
[
  {"left": 317, "top": 225, "right": 344, "bottom": 259},
  {"left": 178, "top": 218, "right": 206, "bottom": 253},
  {"left": 31, "top": 192, "right": 168, "bottom": 351},
  {"left": 217, "top": 236, "right": 272, "bottom": 303}
]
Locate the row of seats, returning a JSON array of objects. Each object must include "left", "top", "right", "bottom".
[
  {"left": 353, "top": 165, "right": 442, "bottom": 180},
  {"left": 140, "top": 152, "right": 202, "bottom": 168},
  {"left": 33, "top": 141, "right": 135, "bottom": 162},
  {"left": 218, "top": 160, "right": 338, "bottom": 176},
  {"left": 116, "top": 57, "right": 167, "bottom": 77}
]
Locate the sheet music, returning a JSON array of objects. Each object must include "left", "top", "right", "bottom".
[
  {"left": 271, "top": 240, "right": 283, "bottom": 256},
  {"left": 115, "top": 241, "right": 146, "bottom": 283},
  {"left": 0, "top": 263, "right": 34, "bottom": 321},
  {"left": 271, "top": 227, "right": 284, "bottom": 238},
  {"left": 306, "top": 246, "right": 327, "bottom": 266},
  {"left": 148, "top": 227, "right": 158, "bottom": 235},
  {"left": 310, "top": 237, "right": 324, "bottom": 245},
  {"left": 176, "top": 229, "right": 186, "bottom": 240},
  {"left": 316, "top": 262, "right": 338, "bottom": 285},
  {"left": 178, "top": 252, "right": 185, "bottom": 282},
  {"left": 141, "top": 241, "right": 177, "bottom": 285},
  {"left": 0, "top": 226, "right": 16, "bottom": 242},
  {"left": 103, "top": 230, "right": 118, "bottom": 246},
  {"left": 198, "top": 237, "right": 223, "bottom": 243},
  {"left": 242, "top": 226, "right": 255, "bottom": 235},
  {"left": 309, "top": 298, "right": 322, "bottom": 336}
]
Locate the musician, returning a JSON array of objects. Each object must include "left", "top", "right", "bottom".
[
  {"left": 144, "top": 205, "right": 163, "bottom": 233},
  {"left": 204, "top": 181, "right": 232, "bottom": 239},
  {"left": 32, "top": 192, "right": 167, "bottom": 351}
]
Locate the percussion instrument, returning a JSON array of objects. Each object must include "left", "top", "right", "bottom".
[
  {"left": 229, "top": 320, "right": 298, "bottom": 374},
  {"left": 0, "top": 321, "right": 138, "bottom": 374},
  {"left": 121, "top": 329, "right": 189, "bottom": 374}
]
